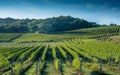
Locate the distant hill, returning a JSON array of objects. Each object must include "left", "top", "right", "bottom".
[
  {"left": 0, "top": 16, "right": 100, "bottom": 33},
  {"left": 64, "top": 26, "right": 120, "bottom": 36}
]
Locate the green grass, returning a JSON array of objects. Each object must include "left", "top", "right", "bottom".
[
  {"left": 12, "top": 26, "right": 120, "bottom": 43},
  {"left": 0, "top": 33, "right": 22, "bottom": 42},
  {"left": 65, "top": 26, "right": 120, "bottom": 36},
  {"left": 0, "top": 26, "right": 120, "bottom": 75},
  {"left": 1, "top": 38, "right": 120, "bottom": 75},
  {"left": 13, "top": 33, "right": 82, "bottom": 43}
]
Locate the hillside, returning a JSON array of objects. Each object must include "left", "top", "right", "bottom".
[
  {"left": 65, "top": 26, "right": 120, "bottom": 35},
  {"left": 0, "top": 26, "right": 120, "bottom": 75},
  {"left": 0, "top": 25, "right": 120, "bottom": 75},
  {"left": 0, "top": 16, "right": 100, "bottom": 33},
  {"left": 0, "top": 26, "right": 120, "bottom": 43}
]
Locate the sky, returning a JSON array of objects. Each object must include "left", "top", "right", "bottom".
[{"left": 0, "top": 0, "right": 120, "bottom": 25}]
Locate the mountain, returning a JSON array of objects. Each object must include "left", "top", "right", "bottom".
[{"left": 0, "top": 16, "right": 100, "bottom": 33}]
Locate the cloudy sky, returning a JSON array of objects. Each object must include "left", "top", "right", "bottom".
[{"left": 0, "top": 0, "right": 120, "bottom": 24}]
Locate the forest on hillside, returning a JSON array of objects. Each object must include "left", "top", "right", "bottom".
[{"left": 0, "top": 16, "right": 100, "bottom": 33}]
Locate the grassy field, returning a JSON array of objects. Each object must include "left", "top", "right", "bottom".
[
  {"left": 0, "top": 26, "right": 120, "bottom": 75},
  {"left": 0, "top": 33, "right": 22, "bottom": 42},
  {"left": 13, "top": 33, "right": 82, "bottom": 43}
]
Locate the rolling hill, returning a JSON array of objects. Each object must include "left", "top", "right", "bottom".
[{"left": 0, "top": 16, "right": 100, "bottom": 33}]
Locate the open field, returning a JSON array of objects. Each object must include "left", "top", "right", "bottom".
[
  {"left": 0, "top": 33, "right": 22, "bottom": 42},
  {"left": 0, "top": 0, "right": 120, "bottom": 74},
  {"left": 0, "top": 26, "right": 120, "bottom": 75}
]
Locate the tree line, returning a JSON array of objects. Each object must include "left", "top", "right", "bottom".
[{"left": 0, "top": 16, "right": 101, "bottom": 33}]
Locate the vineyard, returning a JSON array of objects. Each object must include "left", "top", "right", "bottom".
[{"left": 0, "top": 26, "right": 120, "bottom": 75}]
